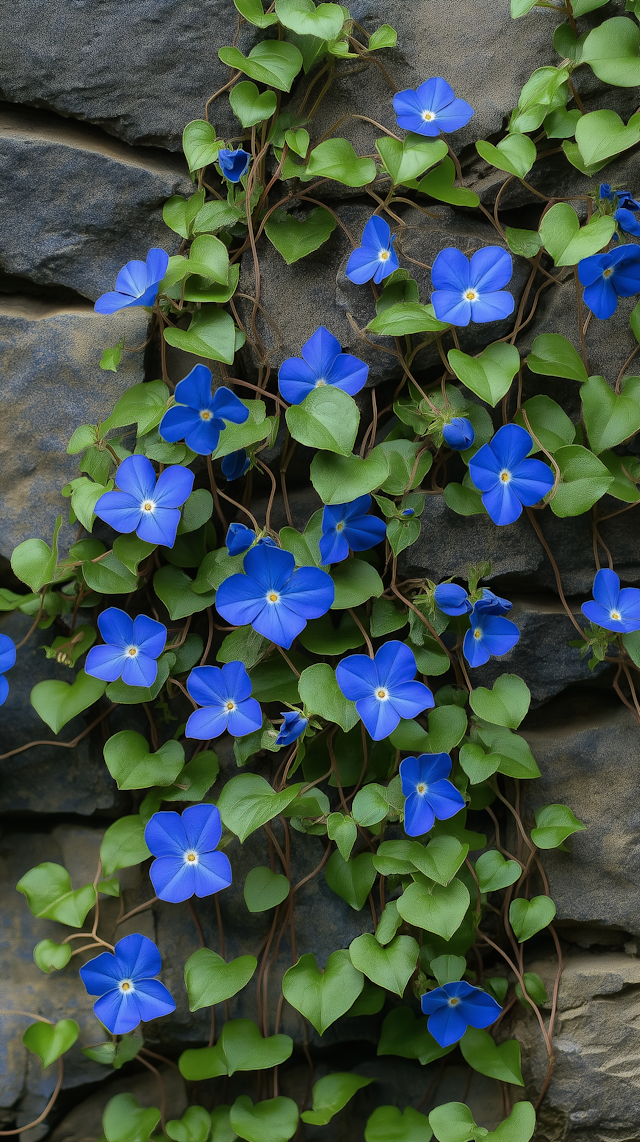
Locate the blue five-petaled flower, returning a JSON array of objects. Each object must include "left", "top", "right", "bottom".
[
  {"left": 319, "top": 495, "right": 387, "bottom": 565},
  {"left": 278, "top": 326, "right": 369, "bottom": 405},
  {"left": 79, "top": 933, "right": 175, "bottom": 1035},
  {"left": 276, "top": 710, "right": 308, "bottom": 746},
  {"left": 186, "top": 662, "right": 263, "bottom": 739},
  {"left": 421, "top": 981, "right": 502, "bottom": 1048},
  {"left": 144, "top": 804, "right": 232, "bottom": 903},
  {"left": 94, "top": 455, "right": 194, "bottom": 548},
  {"left": 468, "top": 424, "right": 554, "bottom": 526},
  {"left": 463, "top": 601, "right": 520, "bottom": 668},
  {"left": 578, "top": 245, "right": 640, "bottom": 319},
  {"left": 581, "top": 568, "right": 640, "bottom": 634},
  {"left": 0, "top": 634, "right": 16, "bottom": 707},
  {"left": 442, "top": 417, "right": 475, "bottom": 451},
  {"left": 159, "top": 365, "right": 248, "bottom": 456},
  {"left": 215, "top": 544, "right": 335, "bottom": 649},
  {"left": 335, "top": 641, "right": 434, "bottom": 741},
  {"left": 400, "top": 753, "right": 465, "bottom": 836},
  {"left": 95, "top": 249, "right": 169, "bottom": 315},
  {"left": 346, "top": 216, "right": 399, "bottom": 285},
  {"left": 393, "top": 77, "right": 473, "bottom": 137},
  {"left": 218, "top": 148, "right": 251, "bottom": 183},
  {"left": 84, "top": 607, "right": 167, "bottom": 687},
  {"left": 431, "top": 247, "right": 514, "bottom": 326}
]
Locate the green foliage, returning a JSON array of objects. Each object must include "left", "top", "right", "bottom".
[
  {"left": 470, "top": 675, "right": 530, "bottom": 729},
  {"left": 185, "top": 949, "right": 257, "bottom": 1010},
  {"left": 100, "top": 815, "right": 150, "bottom": 877},
  {"left": 460, "top": 1027, "right": 524, "bottom": 1085},
  {"left": 448, "top": 343, "right": 520, "bottom": 407},
  {"left": 582, "top": 16, "right": 640, "bottom": 87},
  {"left": 349, "top": 933, "right": 419, "bottom": 995},
  {"left": 305, "top": 139, "right": 377, "bottom": 186},
  {"left": 301, "top": 1073, "right": 375, "bottom": 1126},
  {"left": 33, "top": 939, "right": 73, "bottom": 973},
  {"left": 229, "top": 1095, "right": 299, "bottom": 1142},
  {"left": 243, "top": 866, "right": 291, "bottom": 911},
  {"left": 538, "top": 203, "right": 615, "bottom": 266},
  {"left": 510, "top": 895, "right": 557, "bottom": 941},
  {"left": 366, "top": 1105, "right": 433, "bottom": 1141},
  {"left": 531, "top": 803, "right": 586, "bottom": 848},
  {"left": 397, "top": 878, "right": 470, "bottom": 939},
  {"left": 103, "top": 731, "right": 185, "bottom": 790},
  {"left": 23, "top": 1019, "right": 79, "bottom": 1068},
  {"left": 286, "top": 385, "right": 359, "bottom": 454},
  {"left": 476, "top": 134, "right": 536, "bottom": 178},
  {"left": 282, "top": 950, "right": 364, "bottom": 1033},
  {"left": 298, "top": 662, "right": 359, "bottom": 729},
  {"left": 265, "top": 206, "right": 336, "bottom": 263}
]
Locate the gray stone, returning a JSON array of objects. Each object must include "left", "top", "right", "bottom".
[
  {"left": 0, "top": 297, "right": 147, "bottom": 558},
  {"left": 0, "top": 108, "right": 190, "bottom": 299}
]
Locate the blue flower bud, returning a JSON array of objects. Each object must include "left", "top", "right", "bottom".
[{"left": 442, "top": 417, "right": 475, "bottom": 451}]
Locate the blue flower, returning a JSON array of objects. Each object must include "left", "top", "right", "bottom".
[
  {"left": 401, "top": 508, "right": 415, "bottom": 517},
  {"left": 226, "top": 523, "right": 256, "bottom": 555},
  {"left": 319, "top": 495, "right": 387, "bottom": 565},
  {"left": 578, "top": 245, "right": 640, "bottom": 319},
  {"left": 421, "top": 981, "right": 502, "bottom": 1048},
  {"left": 0, "top": 634, "right": 16, "bottom": 707},
  {"left": 346, "top": 216, "right": 399, "bottom": 285},
  {"left": 85, "top": 608, "right": 166, "bottom": 687},
  {"left": 393, "top": 78, "right": 473, "bottom": 137},
  {"left": 144, "top": 804, "right": 232, "bottom": 903},
  {"left": 600, "top": 184, "right": 640, "bottom": 210},
  {"left": 468, "top": 424, "right": 554, "bottom": 526},
  {"left": 94, "top": 249, "right": 169, "bottom": 315},
  {"left": 278, "top": 326, "right": 369, "bottom": 405},
  {"left": 186, "top": 662, "right": 263, "bottom": 739},
  {"left": 276, "top": 710, "right": 308, "bottom": 746},
  {"left": 159, "top": 365, "right": 248, "bottom": 456},
  {"left": 94, "top": 455, "right": 194, "bottom": 547},
  {"left": 216, "top": 544, "right": 335, "bottom": 649},
  {"left": 474, "top": 588, "right": 512, "bottom": 616},
  {"left": 581, "top": 568, "right": 640, "bottom": 633},
  {"left": 218, "top": 148, "right": 251, "bottom": 182},
  {"left": 335, "top": 641, "right": 434, "bottom": 741},
  {"left": 434, "top": 583, "right": 472, "bottom": 617},
  {"left": 463, "top": 603, "right": 520, "bottom": 668},
  {"left": 400, "top": 753, "right": 465, "bottom": 836},
  {"left": 615, "top": 209, "right": 640, "bottom": 237},
  {"left": 79, "top": 934, "right": 175, "bottom": 1035},
  {"left": 431, "top": 247, "right": 514, "bottom": 326},
  {"left": 442, "top": 417, "right": 475, "bottom": 451},
  {"left": 222, "top": 449, "right": 250, "bottom": 481}
]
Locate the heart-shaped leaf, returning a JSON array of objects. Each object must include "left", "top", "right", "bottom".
[
  {"left": 470, "top": 675, "right": 531, "bottom": 729},
  {"left": 217, "top": 774, "right": 303, "bottom": 842},
  {"left": 327, "top": 812, "right": 358, "bottom": 861},
  {"left": 103, "top": 1093, "right": 161, "bottom": 1142},
  {"left": 166, "top": 1106, "right": 212, "bottom": 1142},
  {"left": 301, "top": 1073, "right": 375, "bottom": 1126},
  {"left": 575, "top": 109, "right": 640, "bottom": 167},
  {"left": 325, "top": 850, "right": 377, "bottom": 910},
  {"left": 397, "top": 878, "right": 470, "bottom": 940},
  {"left": 377, "top": 135, "right": 447, "bottom": 186},
  {"left": 286, "top": 385, "right": 359, "bottom": 455},
  {"left": 415, "top": 157, "right": 480, "bottom": 206},
  {"left": 244, "top": 866, "right": 291, "bottom": 912},
  {"left": 100, "top": 815, "right": 150, "bottom": 878},
  {"left": 282, "top": 950, "right": 364, "bottom": 1033},
  {"left": 230, "top": 1096, "right": 299, "bottom": 1142},
  {"left": 23, "top": 1019, "right": 79, "bottom": 1068},
  {"left": 349, "top": 933, "right": 419, "bottom": 996},
  {"left": 305, "top": 138, "right": 377, "bottom": 187},
  {"left": 365, "top": 1105, "right": 433, "bottom": 1142},
  {"left": 509, "top": 895, "right": 556, "bottom": 941},
  {"left": 234, "top": 0, "right": 279, "bottom": 26},
  {"left": 367, "top": 302, "right": 448, "bottom": 336},
  {"left": 30, "top": 672, "right": 106, "bottom": 734},
  {"left": 33, "top": 939, "right": 73, "bottom": 973},
  {"left": 582, "top": 374, "right": 640, "bottom": 454},
  {"left": 582, "top": 15, "right": 640, "bottom": 87},
  {"left": 265, "top": 206, "right": 336, "bottom": 264},
  {"left": 276, "top": 0, "right": 344, "bottom": 39},
  {"left": 513, "top": 395, "right": 575, "bottom": 454},
  {"left": 311, "top": 450, "right": 389, "bottom": 504},
  {"left": 527, "top": 333, "right": 588, "bottom": 382},
  {"left": 11, "top": 515, "right": 62, "bottom": 591},
  {"left": 188, "top": 235, "right": 230, "bottom": 284},
  {"left": 103, "top": 731, "right": 185, "bottom": 790},
  {"left": 409, "top": 837, "right": 468, "bottom": 886},
  {"left": 221, "top": 1019, "right": 293, "bottom": 1075},
  {"left": 219, "top": 41, "right": 303, "bottom": 92},
  {"left": 531, "top": 803, "right": 585, "bottom": 849},
  {"left": 230, "top": 80, "right": 277, "bottom": 127},
  {"left": 185, "top": 948, "right": 257, "bottom": 1010},
  {"left": 182, "top": 120, "right": 220, "bottom": 172},
  {"left": 550, "top": 444, "right": 613, "bottom": 516},
  {"left": 475, "top": 850, "right": 521, "bottom": 893},
  {"left": 448, "top": 342, "right": 520, "bottom": 407},
  {"left": 163, "top": 305, "right": 241, "bottom": 363},
  {"left": 476, "top": 134, "right": 537, "bottom": 178},
  {"left": 539, "top": 203, "right": 615, "bottom": 266}
]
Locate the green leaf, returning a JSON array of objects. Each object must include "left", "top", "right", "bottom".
[
  {"left": 217, "top": 774, "right": 303, "bottom": 842},
  {"left": 218, "top": 625, "right": 269, "bottom": 669},
  {"left": 244, "top": 866, "right": 290, "bottom": 911},
  {"left": 311, "top": 450, "right": 389, "bottom": 504},
  {"left": 409, "top": 836, "right": 468, "bottom": 885},
  {"left": 459, "top": 742, "right": 501, "bottom": 784},
  {"left": 154, "top": 565, "right": 216, "bottom": 619},
  {"left": 582, "top": 374, "right": 640, "bottom": 454},
  {"left": 276, "top": 0, "right": 344, "bottom": 39},
  {"left": 352, "top": 783, "right": 396, "bottom": 827},
  {"left": 349, "top": 933, "right": 419, "bottom": 996},
  {"left": 179, "top": 1042, "right": 227, "bottom": 1080},
  {"left": 100, "top": 343, "right": 123, "bottom": 372},
  {"left": 33, "top": 939, "right": 73, "bottom": 973},
  {"left": 378, "top": 1005, "right": 453, "bottom": 1065},
  {"left": 505, "top": 226, "right": 543, "bottom": 258},
  {"left": 219, "top": 41, "right": 303, "bottom": 92},
  {"left": 301, "top": 1073, "right": 374, "bottom": 1127},
  {"left": 286, "top": 385, "right": 358, "bottom": 455},
  {"left": 582, "top": 16, "right": 640, "bottom": 87},
  {"left": 331, "top": 559, "right": 384, "bottom": 608},
  {"left": 531, "top": 803, "right": 586, "bottom": 848},
  {"left": 366, "top": 1106, "right": 433, "bottom": 1142},
  {"left": 100, "top": 816, "right": 151, "bottom": 878},
  {"left": 544, "top": 107, "right": 582, "bottom": 139},
  {"left": 166, "top": 1106, "right": 212, "bottom": 1142},
  {"left": 470, "top": 675, "right": 531, "bottom": 729},
  {"left": 392, "top": 705, "right": 467, "bottom": 754},
  {"left": 376, "top": 135, "right": 447, "bottom": 186},
  {"left": 370, "top": 597, "right": 407, "bottom": 637},
  {"left": 163, "top": 305, "right": 240, "bottom": 364},
  {"left": 228, "top": 1021, "right": 293, "bottom": 1076},
  {"left": 367, "top": 301, "right": 449, "bottom": 336},
  {"left": 188, "top": 234, "right": 231, "bottom": 284},
  {"left": 327, "top": 812, "right": 357, "bottom": 861},
  {"left": 185, "top": 948, "right": 257, "bottom": 1010},
  {"left": 265, "top": 206, "right": 336, "bottom": 263},
  {"left": 527, "top": 333, "right": 587, "bottom": 382},
  {"left": 212, "top": 400, "right": 273, "bottom": 459},
  {"left": 104, "top": 379, "right": 170, "bottom": 435},
  {"left": 539, "top": 203, "right": 615, "bottom": 266},
  {"left": 377, "top": 439, "right": 432, "bottom": 494},
  {"left": 282, "top": 950, "right": 364, "bottom": 1034},
  {"left": 485, "top": 1103, "right": 536, "bottom": 1142},
  {"left": 23, "top": 1019, "right": 78, "bottom": 1068},
  {"left": 476, "top": 134, "right": 537, "bottom": 178},
  {"left": 477, "top": 726, "right": 540, "bottom": 779},
  {"left": 305, "top": 139, "right": 377, "bottom": 187},
  {"left": 103, "top": 731, "right": 185, "bottom": 790},
  {"left": 443, "top": 482, "right": 485, "bottom": 516},
  {"left": 415, "top": 157, "right": 479, "bottom": 207},
  {"left": 103, "top": 1094, "right": 161, "bottom": 1142},
  {"left": 30, "top": 672, "right": 106, "bottom": 734},
  {"left": 159, "top": 750, "right": 219, "bottom": 803},
  {"left": 460, "top": 1027, "right": 524, "bottom": 1085},
  {"left": 16, "top": 864, "right": 94, "bottom": 927},
  {"left": 163, "top": 190, "right": 206, "bottom": 239},
  {"left": 375, "top": 900, "right": 403, "bottom": 946},
  {"left": 475, "top": 850, "right": 521, "bottom": 892},
  {"left": 285, "top": 127, "right": 310, "bottom": 156},
  {"left": 447, "top": 343, "right": 520, "bottom": 408},
  {"left": 575, "top": 109, "right": 640, "bottom": 167},
  {"left": 229, "top": 1096, "right": 299, "bottom": 1142},
  {"left": 509, "top": 66, "right": 571, "bottom": 134},
  {"left": 388, "top": 516, "right": 421, "bottom": 557},
  {"left": 430, "top": 954, "right": 466, "bottom": 985},
  {"left": 397, "top": 878, "right": 470, "bottom": 939},
  {"left": 513, "top": 395, "right": 575, "bottom": 453},
  {"left": 193, "top": 200, "right": 243, "bottom": 234},
  {"left": 234, "top": 0, "right": 279, "bottom": 26},
  {"left": 83, "top": 551, "right": 138, "bottom": 594},
  {"left": 509, "top": 895, "right": 556, "bottom": 941},
  {"left": 515, "top": 971, "right": 548, "bottom": 1008},
  {"left": 511, "top": 0, "right": 538, "bottom": 15},
  {"left": 11, "top": 515, "right": 62, "bottom": 591},
  {"left": 373, "top": 839, "right": 416, "bottom": 877},
  {"left": 600, "top": 450, "right": 640, "bottom": 504},
  {"left": 182, "top": 120, "right": 220, "bottom": 171},
  {"left": 429, "top": 1103, "right": 476, "bottom": 1142},
  {"left": 112, "top": 535, "right": 156, "bottom": 574},
  {"left": 550, "top": 444, "right": 613, "bottom": 516},
  {"left": 325, "top": 850, "right": 377, "bottom": 910},
  {"left": 105, "top": 651, "right": 174, "bottom": 706},
  {"left": 298, "top": 662, "right": 359, "bottom": 730},
  {"left": 230, "top": 80, "right": 277, "bottom": 127},
  {"left": 300, "top": 609, "right": 366, "bottom": 654},
  {"left": 178, "top": 489, "right": 214, "bottom": 536},
  {"left": 249, "top": 653, "right": 302, "bottom": 702}
]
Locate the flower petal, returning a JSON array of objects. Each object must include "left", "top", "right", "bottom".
[
  {"left": 301, "top": 326, "right": 342, "bottom": 377},
  {"left": 583, "top": 276, "right": 618, "bottom": 319},
  {"left": 94, "top": 491, "right": 143, "bottom": 534},
  {"left": 243, "top": 544, "right": 296, "bottom": 592},
  {"left": 192, "top": 851, "right": 233, "bottom": 896},
  {"left": 115, "top": 455, "right": 156, "bottom": 500},
  {"left": 469, "top": 247, "right": 513, "bottom": 293},
  {"left": 94, "top": 989, "right": 139, "bottom": 1035},
  {"left": 227, "top": 697, "right": 263, "bottom": 736},
  {"left": 131, "top": 977, "right": 176, "bottom": 1022},
  {"left": 335, "top": 654, "right": 379, "bottom": 701},
  {"left": 212, "top": 386, "right": 249, "bottom": 424},
  {"left": 185, "top": 706, "right": 230, "bottom": 739},
  {"left": 120, "top": 652, "right": 158, "bottom": 687},
  {"left": 346, "top": 247, "right": 386, "bottom": 285},
  {"left": 325, "top": 352, "right": 369, "bottom": 395},
  {"left": 431, "top": 290, "right": 472, "bottom": 326},
  {"left": 136, "top": 506, "right": 181, "bottom": 547},
  {"left": 388, "top": 680, "right": 434, "bottom": 721},
  {"left": 426, "top": 1004, "right": 469, "bottom": 1047},
  {"left": 84, "top": 644, "right": 128, "bottom": 682},
  {"left": 431, "top": 248, "right": 470, "bottom": 293},
  {"left": 159, "top": 405, "right": 203, "bottom": 444},
  {"left": 132, "top": 615, "right": 167, "bottom": 660},
  {"left": 482, "top": 482, "right": 525, "bottom": 526},
  {"left": 145, "top": 811, "right": 189, "bottom": 858},
  {"left": 279, "top": 566, "right": 335, "bottom": 617},
  {"left": 278, "top": 356, "right": 317, "bottom": 404},
  {"left": 98, "top": 607, "right": 134, "bottom": 647},
  {"left": 154, "top": 465, "right": 195, "bottom": 508},
  {"left": 182, "top": 804, "right": 223, "bottom": 853},
  {"left": 404, "top": 792, "right": 435, "bottom": 836},
  {"left": 150, "top": 855, "right": 195, "bottom": 901},
  {"left": 187, "top": 666, "right": 227, "bottom": 706},
  {"left": 174, "top": 364, "right": 214, "bottom": 409},
  {"left": 356, "top": 693, "right": 401, "bottom": 740},
  {"left": 470, "top": 290, "right": 514, "bottom": 323},
  {"left": 116, "top": 933, "right": 162, "bottom": 981},
  {"left": 374, "top": 640, "right": 417, "bottom": 689}
]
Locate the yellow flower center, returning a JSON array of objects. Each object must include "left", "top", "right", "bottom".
[
  {"left": 603, "top": 267, "right": 614, "bottom": 278},
  {"left": 127, "top": 646, "right": 138, "bottom": 657},
  {"left": 267, "top": 592, "right": 279, "bottom": 604},
  {"left": 380, "top": 250, "right": 390, "bottom": 261},
  {"left": 416, "top": 783, "right": 426, "bottom": 794},
  {"left": 200, "top": 409, "right": 212, "bottom": 420},
  {"left": 376, "top": 688, "right": 388, "bottom": 700},
  {"left": 500, "top": 470, "right": 511, "bottom": 483},
  {"left": 315, "top": 378, "right": 326, "bottom": 386},
  {"left": 186, "top": 852, "right": 197, "bottom": 862},
  {"left": 226, "top": 700, "right": 236, "bottom": 711},
  {"left": 448, "top": 997, "right": 460, "bottom": 1007},
  {"left": 464, "top": 289, "right": 478, "bottom": 301},
  {"left": 422, "top": 110, "right": 436, "bottom": 121},
  {"left": 142, "top": 500, "right": 155, "bottom": 513},
  {"left": 120, "top": 980, "right": 132, "bottom": 992},
  {"left": 610, "top": 610, "right": 621, "bottom": 621},
  {"left": 473, "top": 628, "right": 482, "bottom": 640}
]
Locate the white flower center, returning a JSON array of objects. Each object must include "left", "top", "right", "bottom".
[
  {"left": 376, "top": 687, "right": 389, "bottom": 701},
  {"left": 224, "top": 699, "right": 237, "bottom": 712},
  {"left": 464, "top": 289, "right": 479, "bottom": 302},
  {"left": 416, "top": 783, "right": 427, "bottom": 794},
  {"left": 448, "top": 997, "right": 460, "bottom": 1007},
  {"left": 315, "top": 378, "right": 327, "bottom": 387},
  {"left": 266, "top": 591, "right": 280, "bottom": 605},
  {"left": 422, "top": 110, "right": 436, "bottom": 121},
  {"left": 336, "top": 521, "right": 345, "bottom": 531},
  {"left": 602, "top": 267, "right": 614, "bottom": 279},
  {"left": 473, "top": 628, "right": 482, "bottom": 641},
  {"left": 126, "top": 646, "right": 139, "bottom": 657},
  {"left": 200, "top": 409, "right": 213, "bottom": 420},
  {"left": 141, "top": 499, "right": 156, "bottom": 513},
  {"left": 499, "top": 469, "right": 511, "bottom": 484},
  {"left": 119, "top": 979, "right": 134, "bottom": 993},
  {"left": 184, "top": 850, "right": 199, "bottom": 864},
  {"left": 379, "top": 250, "right": 390, "bottom": 262},
  {"left": 610, "top": 610, "right": 621, "bottom": 621}
]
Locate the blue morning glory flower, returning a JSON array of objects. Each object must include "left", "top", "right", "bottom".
[
  {"left": 94, "top": 249, "right": 169, "bottom": 315},
  {"left": 226, "top": 523, "right": 256, "bottom": 555},
  {"left": 463, "top": 603, "right": 520, "bottom": 668},
  {"left": 278, "top": 326, "right": 369, "bottom": 405},
  {"left": 79, "top": 934, "right": 175, "bottom": 1035},
  {"left": 85, "top": 608, "right": 167, "bottom": 687},
  {"left": 186, "top": 662, "right": 263, "bottom": 739},
  {"left": 578, "top": 245, "right": 640, "bottom": 319},
  {"left": 442, "top": 417, "right": 475, "bottom": 451},
  {"left": 421, "top": 981, "right": 502, "bottom": 1048},
  {"left": 335, "top": 641, "right": 434, "bottom": 741},
  {"left": 581, "top": 568, "right": 640, "bottom": 633},
  {"left": 615, "top": 209, "right": 640, "bottom": 238},
  {"left": 319, "top": 495, "right": 387, "bottom": 565},
  {"left": 474, "top": 588, "right": 512, "bottom": 616},
  {"left": 159, "top": 365, "right": 248, "bottom": 456},
  {"left": 346, "top": 216, "right": 399, "bottom": 285},
  {"left": 222, "top": 449, "right": 250, "bottom": 481},
  {"left": 401, "top": 508, "right": 415, "bottom": 516},
  {"left": 400, "top": 752, "right": 465, "bottom": 836},
  {"left": 94, "top": 455, "right": 194, "bottom": 548},
  {"left": 276, "top": 710, "right": 308, "bottom": 746},
  {"left": 144, "top": 804, "right": 232, "bottom": 903},
  {"left": 600, "top": 184, "right": 640, "bottom": 211},
  {"left": 0, "top": 634, "right": 16, "bottom": 707},
  {"left": 434, "top": 583, "right": 472, "bottom": 616},
  {"left": 432, "top": 247, "right": 514, "bottom": 326},
  {"left": 393, "top": 78, "right": 473, "bottom": 137},
  {"left": 468, "top": 424, "right": 554, "bottom": 526},
  {"left": 218, "top": 148, "right": 251, "bottom": 182},
  {"left": 215, "top": 544, "right": 335, "bottom": 649}
]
